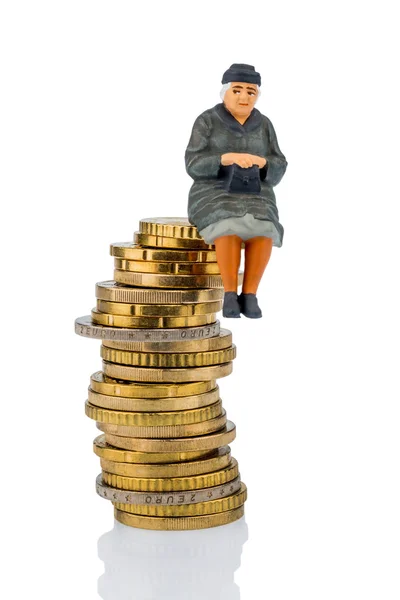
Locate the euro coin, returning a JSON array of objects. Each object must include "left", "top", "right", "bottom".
[
  {"left": 95, "top": 281, "right": 223, "bottom": 304},
  {"left": 114, "top": 505, "right": 245, "bottom": 530},
  {"left": 103, "top": 420, "right": 236, "bottom": 452},
  {"left": 95, "top": 299, "right": 222, "bottom": 317},
  {"left": 96, "top": 409, "right": 227, "bottom": 438},
  {"left": 114, "top": 258, "right": 220, "bottom": 275},
  {"left": 110, "top": 242, "right": 217, "bottom": 262}
]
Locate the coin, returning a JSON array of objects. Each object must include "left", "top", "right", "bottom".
[
  {"left": 134, "top": 232, "right": 212, "bottom": 250},
  {"left": 88, "top": 386, "right": 220, "bottom": 412},
  {"left": 96, "top": 409, "right": 227, "bottom": 438},
  {"left": 100, "top": 446, "right": 231, "bottom": 478},
  {"left": 104, "top": 420, "right": 236, "bottom": 452},
  {"left": 75, "top": 316, "right": 220, "bottom": 341},
  {"left": 114, "top": 483, "right": 247, "bottom": 517},
  {"left": 114, "top": 258, "right": 220, "bottom": 276},
  {"left": 110, "top": 242, "right": 217, "bottom": 262},
  {"left": 101, "top": 329, "right": 232, "bottom": 353},
  {"left": 139, "top": 218, "right": 203, "bottom": 240},
  {"left": 91, "top": 309, "right": 217, "bottom": 329},
  {"left": 85, "top": 399, "right": 223, "bottom": 427},
  {"left": 96, "top": 472, "right": 242, "bottom": 504},
  {"left": 90, "top": 372, "right": 215, "bottom": 398},
  {"left": 100, "top": 345, "right": 236, "bottom": 368},
  {"left": 102, "top": 360, "right": 233, "bottom": 383},
  {"left": 114, "top": 270, "right": 225, "bottom": 289},
  {"left": 95, "top": 281, "right": 224, "bottom": 304},
  {"left": 93, "top": 435, "right": 217, "bottom": 464},
  {"left": 114, "top": 505, "right": 245, "bottom": 530},
  {"left": 101, "top": 457, "right": 238, "bottom": 492},
  {"left": 96, "top": 299, "right": 222, "bottom": 317}
]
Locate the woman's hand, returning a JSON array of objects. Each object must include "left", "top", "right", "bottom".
[{"left": 221, "top": 153, "right": 267, "bottom": 169}]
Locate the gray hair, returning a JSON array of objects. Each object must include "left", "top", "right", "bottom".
[{"left": 220, "top": 81, "right": 261, "bottom": 101}]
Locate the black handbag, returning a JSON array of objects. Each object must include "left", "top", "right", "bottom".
[{"left": 225, "top": 164, "right": 261, "bottom": 194}]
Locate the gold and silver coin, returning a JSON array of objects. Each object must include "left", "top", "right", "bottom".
[
  {"left": 75, "top": 315, "right": 220, "bottom": 341},
  {"left": 114, "top": 483, "right": 247, "bottom": 517},
  {"left": 96, "top": 472, "right": 242, "bottom": 504},
  {"left": 100, "top": 328, "right": 232, "bottom": 353}
]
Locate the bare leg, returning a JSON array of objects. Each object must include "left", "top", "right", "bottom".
[
  {"left": 242, "top": 236, "right": 273, "bottom": 294},
  {"left": 214, "top": 235, "right": 242, "bottom": 292}
]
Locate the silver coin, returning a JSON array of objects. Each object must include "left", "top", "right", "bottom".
[
  {"left": 95, "top": 473, "right": 242, "bottom": 505},
  {"left": 75, "top": 316, "right": 221, "bottom": 342}
]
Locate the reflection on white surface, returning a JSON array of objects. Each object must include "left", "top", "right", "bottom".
[{"left": 98, "top": 515, "right": 248, "bottom": 599}]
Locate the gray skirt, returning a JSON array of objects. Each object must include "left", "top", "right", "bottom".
[{"left": 199, "top": 213, "right": 280, "bottom": 245}]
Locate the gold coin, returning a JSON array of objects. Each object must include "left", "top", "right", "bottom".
[
  {"left": 90, "top": 372, "right": 214, "bottom": 398},
  {"left": 96, "top": 299, "right": 222, "bottom": 317},
  {"left": 102, "top": 457, "right": 238, "bottom": 492},
  {"left": 139, "top": 218, "right": 203, "bottom": 240},
  {"left": 114, "top": 269, "right": 225, "bottom": 289},
  {"left": 101, "top": 329, "right": 232, "bottom": 353},
  {"left": 110, "top": 242, "right": 217, "bottom": 262},
  {"left": 114, "top": 258, "right": 220, "bottom": 275},
  {"left": 95, "top": 281, "right": 224, "bottom": 304},
  {"left": 102, "top": 360, "right": 233, "bottom": 383},
  {"left": 93, "top": 435, "right": 216, "bottom": 463},
  {"left": 104, "top": 420, "right": 236, "bottom": 452},
  {"left": 100, "top": 446, "right": 231, "bottom": 477},
  {"left": 114, "top": 483, "right": 247, "bottom": 517},
  {"left": 100, "top": 345, "right": 236, "bottom": 368},
  {"left": 114, "top": 504, "right": 245, "bottom": 530},
  {"left": 88, "top": 386, "right": 220, "bottom": 412},
  {"left": 134, "top": 232, "right": 212, "bottom": 250},
  {"left": 91, "top": 309, "right": 217, "bottom": 328},
  {"left": 96, "top": 409, "right": 227, "bottom": 438},
  {"left": 85, "top": 399, "right": 223, "bottom": 426}
]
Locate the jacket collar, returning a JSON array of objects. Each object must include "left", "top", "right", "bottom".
[{"left": 214, "top": 102, "right": 262, "bottom": 133}]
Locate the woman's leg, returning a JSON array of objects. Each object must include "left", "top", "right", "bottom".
[
  {"left": 214, "top": 235, "right": 242, "bottom": 292},
  {"left": 242, "top": 236, "right": 273, "bottom": 294}
]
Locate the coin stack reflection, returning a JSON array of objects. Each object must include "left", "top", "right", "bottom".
[{"left": 75, "top": 218, "right": 247, "bottom": 530}]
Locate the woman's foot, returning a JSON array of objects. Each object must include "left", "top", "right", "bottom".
[
  {"left": 222, "top": 292, "right": 241, "bottom": 318},
  {"left": 238, "top": 293, "right": 262, "bottom": 318}
]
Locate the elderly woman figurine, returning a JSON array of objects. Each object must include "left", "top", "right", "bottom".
[{"left": 185, "top": 63, "right": 287, "bottom": 319}]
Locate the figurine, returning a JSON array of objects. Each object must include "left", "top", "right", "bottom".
[{"left": 185, "top": 63, "right": 287, "bottom": 318}]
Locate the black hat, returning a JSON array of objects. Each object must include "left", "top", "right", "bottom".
[{"left": 221, "top": 63, "right": 261, "bottom": 86}]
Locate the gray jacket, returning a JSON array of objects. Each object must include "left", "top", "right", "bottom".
[{"left": 185, "top": 103, "right": 287, "bottom": 246}]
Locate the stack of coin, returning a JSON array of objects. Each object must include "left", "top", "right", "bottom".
[{"left": 75, "top": 217, "right": 247, "bottom": 530}]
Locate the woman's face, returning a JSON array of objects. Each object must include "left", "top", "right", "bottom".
[{"left": 223, "top": 82, "right": 259, "bottom": 120}]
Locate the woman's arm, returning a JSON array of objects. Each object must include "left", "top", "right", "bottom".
[
  {"left": 262, "top": 117, "right": 288, "bottom": 186},
  {"left": 185, "top": 116, "right": 222, "bottom": 180}
]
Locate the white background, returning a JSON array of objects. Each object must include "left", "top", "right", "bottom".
[{"left": 1, "top": 1, "right": 399, "bottom": 598}]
